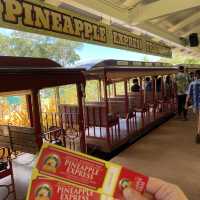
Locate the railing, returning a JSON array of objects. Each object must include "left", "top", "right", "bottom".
[
  {"left": 41, "top": 112, "right": 81, "bottom": 151},
  {"left": 41, "top": 112, "right": 60, "bottom": 132},
  {"left": 85, "top": 103, "right": 120, "bottom": 146}
]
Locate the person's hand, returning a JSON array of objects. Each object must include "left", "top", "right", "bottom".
[
  {"left": 185, "top": 104, "right": 188, "bottom": 110},
  {"left": 123, "top": 177, "right": 188, "bottom": 200}
]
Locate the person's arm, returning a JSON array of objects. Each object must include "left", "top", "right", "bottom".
[
  {"left": 123, "top": 177, "right": 188, "bottom": 200},
  {"left": 185, "top": 82, "right": 192, "bottom": 110},
  {"left": 185, "top": 95, "right": 190, "bottom": 110}
]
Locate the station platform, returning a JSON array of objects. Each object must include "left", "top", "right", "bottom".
[
  {"left": 1, "top": 114, "right": 200, "bottom": 199},
  {"left": 112, "top": 114, "right": 200, "bottom": 200}
]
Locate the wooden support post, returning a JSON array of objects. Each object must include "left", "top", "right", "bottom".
[
  {"left": 124, "top": 80, "right": 129, "bottom": 115},
  {"left": 77, "top": 83, "right": 86, "bottom": 153},
  {"left": 140, "top": 77, "right": 145, "bottom": 128},
  {"left": 160, "top": 76, "right": 165, "bottom": 112},
  {"left": 26, "top": 94, "right": 33, "bottom": 127},
  {"left": 161, "top": 76, "right": 164, "bottom": 99},
  {"left": 139, "top": 77, "right": 142, "bottom": 105},
  {"left": 114, "top": 83, "right": 117, "bottom": 96},
  {"left": 152, "top": 77, "right": 156, "bottom": 119},
  {"left": 103, "top": 73, "right": 111, "bottom": 148},
  {"left": 31, "top": 89, "right": 42, "bottom": 148},
  {"left": 124, "top": 80, "right": 129, "bottom": 134},
  {"left": 173, "top": 74, "right": 177, "bottom": 112},
  {"left": 108, "top": 84, "right": 111, "bottom": 98},
  {"left": 141, "top": 77, "right": 145, "bottom": 106},
  {"left": 152, "top": 77, "right": 156, "bottom": 102}
]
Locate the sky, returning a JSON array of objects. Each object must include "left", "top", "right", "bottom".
[
  {"left": 0, "top": 27, "right": 160, "bottom": 62},
  {"left": 76, "top": 43, "right": 160, "bottom": 62}
]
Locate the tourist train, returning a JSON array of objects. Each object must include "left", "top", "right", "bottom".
[{"left": 0, "top": 56, "right": 195, "bottom": 155}]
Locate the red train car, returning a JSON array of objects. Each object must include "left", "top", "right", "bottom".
[
  {"left": 79, "top": 60, "right": 177, "bottom": 152},
  {"left": 0, "top": 56, "right": 86, "bottom": 153}
]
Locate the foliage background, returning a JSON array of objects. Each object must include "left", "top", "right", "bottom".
[
  {"left": 0, "top": 31, "right": 82, "bottom": 126},
  {"left": 0, "top": 32, "right": 200, "bottom": 127}
]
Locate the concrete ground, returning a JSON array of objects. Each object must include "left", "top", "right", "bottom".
[
  {"left": 112, "top": 114, "right": 200, "bottom": 200},
  {"left": 1, "top": 114, "right": 200, "bottom": 199}
]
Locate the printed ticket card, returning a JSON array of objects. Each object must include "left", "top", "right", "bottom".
[
  {"left": 33, "top": 143, "right": 148, "bottom": 199},
  {"left": 26, "top": 176, "right": 114, "bottom": 200}
]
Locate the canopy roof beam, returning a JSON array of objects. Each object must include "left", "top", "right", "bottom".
[
  {"left": 120, "top": 0, "right": 141, "bottom": 9},
  {"left": 135, "top": 22, "right": 186, "bottom": 46},
  {"left": 168, "top": 12, "right": 200, "bottom": 32},
  {"left": 46, "top": 0, "right": 129, "bottom": 23},
  {"left": 182, "top": 24, "right": 200, "bottom": 37},
  {"left": 129, "top": 0, "right": 200, "bottom": 25},
  {"left": 44, "top": 0, "right": 200, "bottom": 56}
]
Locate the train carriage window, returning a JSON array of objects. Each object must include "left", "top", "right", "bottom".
[
  {"left": 115, "top": 81, "right": 125, "bottom": 96},
  {"left": 40, "top": 88, "right": 57, "bottom": 113},
  {"left": 59, "top": 85, "right": 78, "bottom": 105},
  {"left": 85, "top": 80, "right": 99, "bottom": 102},
  {"left": 107, "top": 84, "right": 116, "bottom": 98},
  {"left": 0, "top": 96, "right": 29, "bottom": 127}
]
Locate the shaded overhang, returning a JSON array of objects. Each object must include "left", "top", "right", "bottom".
[
  {"left": 0, "top": 56, "right": 85, "bottom": 93},
  {"left": 43, "top": 0, "right": 200, "bottom": 58},
  {"left": 77, "top": 59, "right": 177, "bottom": 82},
  {"left": 0, "top": 0, "right": 172, "bottom": 58}
]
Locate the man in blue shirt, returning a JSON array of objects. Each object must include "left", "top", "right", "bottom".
[{"left": 185, "top": 70, "right": 200, "bottom": 143}]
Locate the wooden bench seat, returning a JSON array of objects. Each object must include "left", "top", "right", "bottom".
[
  {"left": 85, "top": 103, "right": 118, "bottom": 127},
  {"left": 0, "top": 125, "right": 38, "bottom": 154}
]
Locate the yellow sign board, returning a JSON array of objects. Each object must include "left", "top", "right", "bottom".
[{"left": 0, "top": 0, "right": 172, "bottom": 57}]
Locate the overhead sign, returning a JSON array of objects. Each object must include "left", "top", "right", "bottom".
[{"left": 0, "top": 0, "right": 172, "bottom": 58}]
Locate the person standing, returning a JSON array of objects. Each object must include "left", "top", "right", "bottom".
[
  {"left": 145, "top": 77, "right": 152, "bottom": 92},
  {"left": 131, "top": 78, "right": 140, "bottom": 92},
  {"left": 165, "top": 75, "right": 173, "bottom": 99},
  {"left": 185, "top": 70, "right": 200, "bottom": 143},
  {"left": 175, "top": 66, "right": 189, "bottom": 120},
  {"left": 189, "top": 71, "right": 195, "bottom": 82},
  {"left": 156, "top": 76, "right": 162, "bottom": 93}
]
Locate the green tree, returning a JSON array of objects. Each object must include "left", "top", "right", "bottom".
[
  {"left": 0, "top": 31, "right": 82, "bottom": 66},
  {"left": 159, "top": 51, "right": 200, "bottom": 65},
  {"left": 142, "top": 55, "right": 149, "bottom": 62},
  {"left": 0, "top": 31, "right": 83, "bottom": 114}
]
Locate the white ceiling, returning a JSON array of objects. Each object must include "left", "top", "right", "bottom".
[{"left": 46, "top": 0, "right": 200, "bottom": 57}]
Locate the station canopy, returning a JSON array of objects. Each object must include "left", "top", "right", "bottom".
[
  {"left": 43, "top": 0, "right": 200, "bottom": 57},
  {"left": 1, "top": 1, "right": 200, "bottom": 58}
]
